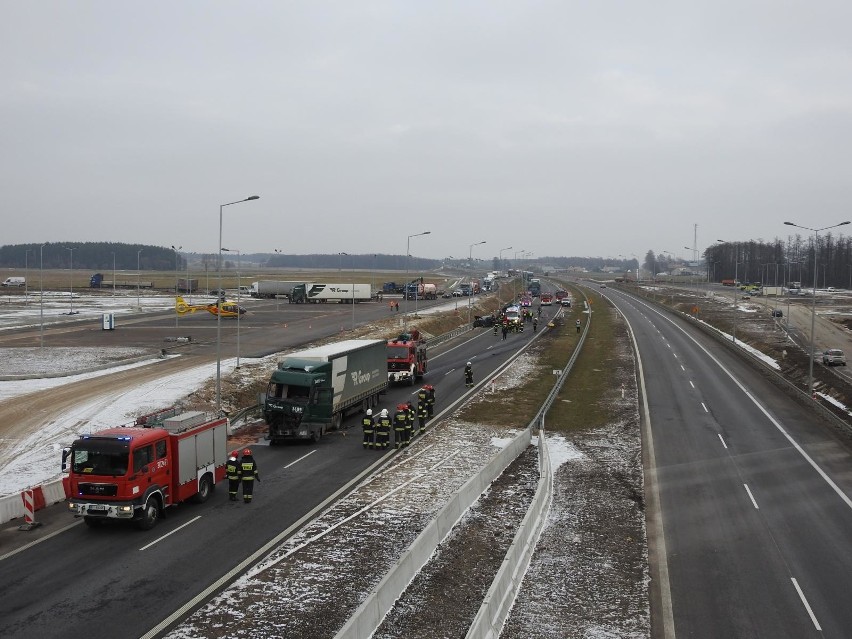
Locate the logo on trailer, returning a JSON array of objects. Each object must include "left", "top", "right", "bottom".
[{"left": 350, "top": 370, "right": 372, "bottom": 385}]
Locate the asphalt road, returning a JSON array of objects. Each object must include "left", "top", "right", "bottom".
[
  {"left": 0, "top": 296, "right": 546, "bottom": 639},
  {"left": 606, "top": 286, "right": 852, "bottom": 638}
]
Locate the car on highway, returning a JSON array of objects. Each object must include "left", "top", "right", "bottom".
[
  {"left": 771, "top": 309, "right": 783, "bottom": 317},
  {"left": 452, "top": 290, "right": 463, "bottom": 297},
  {"left": 560, "top": 298, "right": 572, "bottom": 307},
  {"left": 472, "top": 315, "right": 495, "bottom": 328},
  {"left": 823, "top": 349, "right": 846, "bottom": 366}
]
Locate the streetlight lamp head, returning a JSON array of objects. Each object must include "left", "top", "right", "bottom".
[
  {"left": 783, "top": 222, "right": 795, "bottom": 226},
  {"left": 246, "top": 195, "right": 260, "bottom": 201}
]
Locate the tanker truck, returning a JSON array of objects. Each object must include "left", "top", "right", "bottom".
[{"left": 263, "top": 339, "right": 387, "bottom": 442}]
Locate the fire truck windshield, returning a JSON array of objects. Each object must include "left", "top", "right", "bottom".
[
  {"left": 72, "top": 439, "right": 131, "bottom": 476},
  {"left": 387, "top": 346, "right": 412, "bottom": 359}
]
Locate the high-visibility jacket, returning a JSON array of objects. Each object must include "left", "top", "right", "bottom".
[
  {"left": 377, "top": 416, "right": 391, "bottom": 433},
  {"left": 394, "top": 411, "right": 408, "bottom": 430},
  {"left": 417, "top": 401, "right": 428, "bottom": 418},
  {"left": 226, "top": 460, "right": 241, "bottom": 481},
  {"left": 241, "top": 458, "right": 259, "bottom": 482},
  {"left": 362, "top": 415, "right": 374, "bottom": 432}
]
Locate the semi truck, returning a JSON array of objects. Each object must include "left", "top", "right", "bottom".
[
  {"left": 289, "top": 283, "right": 372, "bottom": 304},
  {"left": 403, "top": 282, "right": 437, "bottom": 300},
  {"left": 263, "top": 339, "right": 387, "bottom": 442},
  {"left": 387, "top": 330, "right": 427, "bottom": 385},
  {"left": 250, "top": 280, "right": 302, "bottom": 299},
  {"left": 63, "top": 410, "right": 228, "bottom": 530}
]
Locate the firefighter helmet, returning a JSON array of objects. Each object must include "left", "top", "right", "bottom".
[
  {"left": 230, "top": 450, "right": 239, "bottom": 458},
  {"left": 228, "top": 455, "right": 237, "bottom": 462},
  {"left": 397, "top": 403, "right": 408, "bottom": 411},
  {"left": 366, "top": 408, "right": 373, "bottom": 416},
  {"left": 243, "top": 448, "right": 252, "bottom": 456},
  {"left": 381, "top": 408, "right": 388, "bottom": 417},
  {"left": 467, "top": 361, "right": 471, "bottom": 366}
]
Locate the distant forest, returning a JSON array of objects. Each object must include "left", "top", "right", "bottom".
[{"left": 0, "top": 241, "right": 640, "bottom": 274}]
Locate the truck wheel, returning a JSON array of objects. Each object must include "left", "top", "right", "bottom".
[
  {"left": 192, "top": 475, "right": 213, "bottom": 504},
  {"left": 311, "top": 429, "right": 321, "bottom": 443},
  {"left": 135, "top": 498, "right": 160, "bottom": 530}
]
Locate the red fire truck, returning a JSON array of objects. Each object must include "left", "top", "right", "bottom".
[
  {"left": 387, "top": 330, "right": 428, "bottom": 386},
  {"left": 63, "top": 410, "right": 229, "bottom": 529}
]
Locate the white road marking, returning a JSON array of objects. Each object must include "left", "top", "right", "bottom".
[
  {"left": 445, "top": 368, "right": 456, "bottom": 376},
  {"left": 689, "top": 381, "right": 695, "bottom": 389},
  {"left": 743, "top": 484, "right": 759, "bottom": 509},
  {"left": 791, "top": 577, "right": 822, "bottom": 630},
  {"left": 0, "top": 519, "right": 83, "bottom": 563},
  {"left": 718, "top": 434, "right": 728, "bottom": 449},
  {"left": 284, "top": 450, "right": 316, "bottom": 469},
  {"left": 701, "top": 403, "right": 708, "bottom": 413},
  {"left": 680, "top": 364, "right": 685, "bottom": 371},
  {"left": 139, "top": 515, "right": 202, "bottom": 551}
]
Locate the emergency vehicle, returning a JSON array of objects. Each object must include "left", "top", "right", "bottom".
[{"left": 63, "top": 410, "right": 228, "bottom": 529}]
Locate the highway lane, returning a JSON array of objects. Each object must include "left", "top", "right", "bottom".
[
  {"left": 0, "top": 307, "right": 545, "bottom": 639},
  {"left": 606, "top": 287, "right": 852, "bottom": 638}
]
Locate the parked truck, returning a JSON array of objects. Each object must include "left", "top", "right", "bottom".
[
  {"left": 383, "top": 282, "right": 405, "bottom": 294},
  {"left": 63, "top": 410, "right": 228, "bottom": 530},
  {"left": 387, "top": 330, "right": 427, "bottom": 385},
  {"left": 250, "top": 280, "right": 302, "bottom": 299},
  {"left": 264, "top": 339, "right": 387, "bottom": 442},
  {"left": 404, "top": 282, "right": 437, "bottom": 300},
  {"left": 762, "top": 286, "right": 784, "bottom": 296},
  {"left": 289, "top": 283, "right": 372, "bottom": 303}
]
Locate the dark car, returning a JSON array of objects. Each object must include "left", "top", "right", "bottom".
[
  {"left": 771, "top": 309, "right": 783, "bottom": 317},
  {"left": 472, "top": 315, "right": 496, "bottom": 328}
]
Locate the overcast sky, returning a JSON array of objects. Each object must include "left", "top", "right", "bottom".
[{"left": 4, "top": 2, "right": 852, "bottom": 262}]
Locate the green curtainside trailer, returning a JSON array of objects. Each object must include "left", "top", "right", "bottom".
[{"left": 263, "top": 339, "right": 387, "bottom": 443}]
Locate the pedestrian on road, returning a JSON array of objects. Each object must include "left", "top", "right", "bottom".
[
  {"left": 576, "top": 319, "right": 581, "bottom": 333},
  {"left": 362, "top": 408, "right": 375, "bottom": 449},
  {"left": 501, "top": 324, "right": 508, "bottom": 340},
  {"left": 533, "top": 316, "right": 538, "bottom": 332},
  {"left": 405, "top": 401, "right": 415, "bottom": 443},
  {"left": 240, "top": 448, "right": 260, "bottom": 504},
  {"left": 464, "top": 361, "right": 474, "bottom": 388},
  {"left": 226, "top": 451, "right": 241, "bottom": 501}
]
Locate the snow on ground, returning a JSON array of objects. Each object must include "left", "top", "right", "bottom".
[{"left": 693, "top": 318, "right": 781, "bottom": 370}]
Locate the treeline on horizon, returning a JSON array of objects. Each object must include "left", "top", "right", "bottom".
[
  {"left": 0, "top": 241, "right": 639, "bottom": 274},
  {"left": 647, "top": 232, "right": 852, "bottom": 288}
]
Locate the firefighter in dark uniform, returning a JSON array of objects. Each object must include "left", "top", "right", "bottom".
[
  {"left": 464, "top": 362, "right": 474, "bottom": 388},
  {"left": 240, "top": 448, "right": 259, "bottom": 504},
  {"left": 406, "top": 401, "right": 416, "bottom": 442},
  {"left": 424, "top": 384, "right": 436, "bottom": 417},
  {"left": 533, "top": 316, "right": 538, "bottom": 332},
  {"left": 417, "top": 396, "right": 428, "bottom": 433},
  {"left": 394, "top": 404, "right": 408, "bottom": 449},
  {"left": 493, "top": 320, "right": 499, "bottom": 336},
  {"left": 376, "top": 408, "right": 391, "bottom": 449},
  {"left": 226, "top": 451, "right": 241, "bottom": 501},
  {"left": 576, "top": 318, "right": 581, "bottom": 333},
  {"left": 362, "top": 408, "right": 375, "bottom": 449}
]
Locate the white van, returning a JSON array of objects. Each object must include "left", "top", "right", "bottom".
[{"left": 2, "top": 277, "right": 25, "bottom": 287}]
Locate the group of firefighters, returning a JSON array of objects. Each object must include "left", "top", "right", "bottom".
[
  {"left": 492, "top": 306, "right": 541, "bottom": 339},
  {"left": 362, "top": 384, "right": 436, "bottom": 450},
  {"left": 226, "top": 448, "right": 260, "bottom": 503}
]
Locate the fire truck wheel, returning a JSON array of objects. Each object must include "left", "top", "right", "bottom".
[
  {"left": 192, "top": 475, "right": 213, "bottom": 504},
  {"left": 136, "top": 498, "right": 160, "bottom": 530}
]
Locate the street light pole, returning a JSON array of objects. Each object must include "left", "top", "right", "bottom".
[
  {"left": 24, "top": 248, "right": 32, "bottom": 306},
  {"left": 39, "top": 243, "right": 46, "bottom": 347},
  {"left": 468, "top": 240, "right": 486, "bottom": 324},
  {"left": 172, "top": 245, "right": 182, "bottom": 327},
  {"left": 217, "top": 195, "right": 260, "bottom": 415},
  {"left": 784, "top": 220, "right": 851, "bottom": 397},
  {"left": 111, "top": 251, "right": 116, "bottom": 297},
  {"left": 222, "top": 248, "right": 242, "bottom": 369},
  {"left": 64, "top": 247, "right": 75, "bottom": 315},
  {"left": 136, "top": 249, "right": 144, "bottom": 310},
  {"left": 513, "top": 249, "right": 524, "bottom": 300},
  {"left": 499, "top": 246, "right": 512, "bottom": 276},
  {"left": 405, "top": 231, "right": 430, "bottom": 326}
]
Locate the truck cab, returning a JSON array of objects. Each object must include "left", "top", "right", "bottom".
[{"left": 387, "top": 331, "right": 427, "bottom": 386}]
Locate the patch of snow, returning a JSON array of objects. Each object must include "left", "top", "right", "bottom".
[
  {"left": 546, "top": 435, "right": 585, "bottom": 467},
  {"left": 693, "top": 318, "right": 781, "bottom": 370}
]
